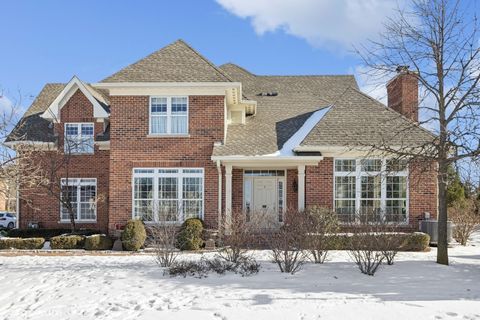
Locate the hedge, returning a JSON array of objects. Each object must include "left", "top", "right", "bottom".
[
  {"left": 84, "top": 234, "right": 113, "bottom": 250},
  {"left": 50, "top": 235, "right": 85, "bottom": 249},
  {"left": 307, "top": 232, "right": 430, "bottom": 252},
  {"left": 0, "top": 237, "right": 45, "bottom": 250},
  {"left": 8, "top": 229, "right": 101, "bottom": 240}
]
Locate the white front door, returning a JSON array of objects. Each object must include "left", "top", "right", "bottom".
[{"left": 253, "top": 178, "right": 277, "bottom": 213}]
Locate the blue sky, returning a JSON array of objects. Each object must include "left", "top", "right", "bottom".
[{"left": 0, "top": 0, "right": 387, "bottom": 109}]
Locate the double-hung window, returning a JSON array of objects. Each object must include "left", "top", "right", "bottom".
[
  {"left": 64, "top": 123, "right": 94, "bottom": 154},
  {"left": 150, "top": 97, "right": 188, "bottom": 135},
  {"left": 133, "top": 168, "right": 203, "bottom": 223},
  {"left": 334, "top": 159, "right": 408, "bottom": 223},
  {"left": 60, "top": 178, "right": 97, "bottom": 222}
]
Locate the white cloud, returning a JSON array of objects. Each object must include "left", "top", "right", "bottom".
[
  {"left": 217, "top": 0, "right": 403, "bottom": 51},
  {"left": 0, "top": 94, "right": 13, "bottom": 113}
]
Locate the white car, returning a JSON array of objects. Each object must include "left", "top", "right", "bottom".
[{"left": 0, "top": 212, "right": 16, "bottom": 229}]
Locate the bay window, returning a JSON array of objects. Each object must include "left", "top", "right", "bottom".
[
  {"left": 133, "top": 168, "right": 203, "bottom": 223},
  {"left": 150, "top": 96, "right": 188, "bottom": 135},
  {"left": 60, "top": 178, "right": 97, "bottom": 222},
  {"left": 334, "top": 159, "right": 408, "bottom": 223}
]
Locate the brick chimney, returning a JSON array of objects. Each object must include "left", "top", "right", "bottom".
[{"left": 386, "top": 66, "right": 418, "bottom": 122}]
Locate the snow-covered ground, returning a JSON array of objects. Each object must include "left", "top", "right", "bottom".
[{"left": 1, "top": 234, "right": 480, "bottom": 320}]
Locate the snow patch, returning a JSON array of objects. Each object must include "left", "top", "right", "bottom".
[{"left": 265, "top": 106, "right": 331, "bottom": 157}]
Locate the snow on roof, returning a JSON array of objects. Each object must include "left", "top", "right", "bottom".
[{"left": 265, "top": 106, "right": 331, "bottom": 157}]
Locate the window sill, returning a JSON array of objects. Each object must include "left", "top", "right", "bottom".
[
  {"left": 147, "top": 134, "right": 190, "bottom": 138},
  {"left": 58, "top": 220, "right": 97, "bottom": 224}
]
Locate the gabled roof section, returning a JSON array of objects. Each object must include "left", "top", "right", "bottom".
[
  {"left": 299, "top": 87, "right": 435, "bottom": 148},
  {"left": 41, "top": 76, "right": 110, "bottom": 121},
  {"left": 101, "top": 39, "right": 232, "bottom": 83},
  {"left": 6, "top": 83, "right": 65, "bottom": 143}
]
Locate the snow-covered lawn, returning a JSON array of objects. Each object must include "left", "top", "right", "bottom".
[{"left": 1, "top": 235, "right": 480, "bottom": 320}]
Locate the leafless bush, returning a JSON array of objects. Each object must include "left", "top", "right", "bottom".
[
  {"left": 147, "top": 224, "right": 180, "bottom": 267},
  {"left": 449, "top": 198, "right": 480, "bottom": 246},
  {"left": 165, "top": 256, "right": 260, "bottom": 278},
  {"left": 217, "top": 210, "right": 254, "bottom": 263},
  {"left": 347, "top": 214, "right": 388, "bottom": 276},
  {"left": 265, "top": 209, "right": 309, "bottom": 274},
  {"left": 165, "top": 260, "right": 209, "bottom": 278},
  {"left": 380, "top": 231, "right": 404, "bottom": 265},
  {"left": 305, "top": 206, "right": 339, "bottom": 264}
]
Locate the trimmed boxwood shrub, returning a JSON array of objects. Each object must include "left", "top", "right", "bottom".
[
  {"left": 402, "top": 232, "right": 430, "bottom": 251},
  {"left": 84, "top": 234, "right": 113, "bottom": 250},
  {"left": 121, "top": 220, "right": 146, "bottom": 251},
  {"left": 50, "top": 235, "right": 85, "bottom": 249},
  {"left": 8, "top": 229, "right": 100, "bottom": 240},
  {"left": 177, "top": 218, "right": 204, "bottom": 251},
  {"left": 0, "top": 237, "right": 45, "bottom": 250}
]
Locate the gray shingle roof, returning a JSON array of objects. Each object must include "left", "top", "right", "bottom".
[
  {"left": 300, "top": 87, "right": 435, "bottom": 148},
  {"left": 101, "top": 40, "right": 232, "bottom": 83},
  {"left": 6, "top": 83, "right": 64, "bottom": 143},
  {"left": 6, "top": 83, "right": 110, "bottom": 143},
  {"left": 213, "top": 64, "right": 360, "bottom": 156}
]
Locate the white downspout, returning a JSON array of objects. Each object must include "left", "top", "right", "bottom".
[
  {"left": 15, "top": 179, "right": 20, "bottom": 228},
  {"left": 216, "top": 160, "right": 222, "bottom": 230}
]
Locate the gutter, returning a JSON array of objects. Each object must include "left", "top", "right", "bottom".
[{"left": 211, "top": 155, "right": 324, "bottom": 162}]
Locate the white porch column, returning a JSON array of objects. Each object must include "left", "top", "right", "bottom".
[
  {"left": 298, "top": 165, "right": 306, "bottom": 212},
  {"left": 225, "top": 164, "right": 233, "bottom": 229}
]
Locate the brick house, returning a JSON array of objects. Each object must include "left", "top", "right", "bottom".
[{"left": 6, "top": 40, "right": 437, "bottom": 233}]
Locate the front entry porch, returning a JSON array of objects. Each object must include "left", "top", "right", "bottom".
[{"left": 218, "top": 157, "right": 322, "bottom": 229}]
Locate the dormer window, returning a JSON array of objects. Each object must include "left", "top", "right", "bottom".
[
  {"left": 64, "top": 123, "right": 94, "bottom": 154},
  {"left": 150, "top": 96, "right": 188, "bottom": 135}
]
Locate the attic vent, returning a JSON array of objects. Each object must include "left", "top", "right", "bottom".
[{"left": 256, "top": 92, "right": 278, "bottom": 97}]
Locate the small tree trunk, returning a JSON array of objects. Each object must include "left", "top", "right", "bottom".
[
  {"left": 69, "top": 210, "right": 76, "bottom": 233},
  {"left": 437, "top": 162, "right": 449, "bottom": 265}
]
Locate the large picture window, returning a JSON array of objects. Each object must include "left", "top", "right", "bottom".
[
  {"left": 60, "top": 178, "right": 97, "bottom": 222},
  {"left": 150, "top": 97, "right": 188, "bottom": 135},
  {"left": 334, "top": 159, "right": 408, "bottom": 223},
  {"left": 64, "top": 123, "right": 94, "bottom": 154},
  {"left": 132, "top": 168, "right": 203, "bottom": 223}
]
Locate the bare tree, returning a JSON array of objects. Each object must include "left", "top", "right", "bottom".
[
  {"left": 0, "top": 89, "right": 47, "bottom": 222},
  {"left": 449, "top": 198, "right": 480, "bottom": 245},
  {"left": 356, "top": 0, "right": 480, "bottom": 265}
]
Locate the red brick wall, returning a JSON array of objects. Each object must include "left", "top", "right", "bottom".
[
  {"left": 108, "top": 95, "right": 224, "bottom": 232},
  {"left": 387, "top": 73, "right": 419, "bottom": 122},
  {"left": 286, "top": 169, "right": 298, "bottom": 210},
  {"left": 409, "top": 160, "right": 438, "bottom": 228},
  {"left": 306, "top": 158, "right": 334, "bottom": 209},
  {"left": 19, "top": 89, "right": 110, "bottom": 231}
]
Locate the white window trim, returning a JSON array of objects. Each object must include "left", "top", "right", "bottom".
[
  {"left": 132, "top": 168, "right": 204, "bottom": 224},
  {"left": 148, "top": 96, "right": 189, "bottom": 135},
  {"left": 333, "top": 158, "right": 409, "bottom": 224},
  {"left": 64, "top": 122, "right": 95, "bottom": 154},
  {"left": 59, "top": 178, "right": 97, "bottom": 223}
]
